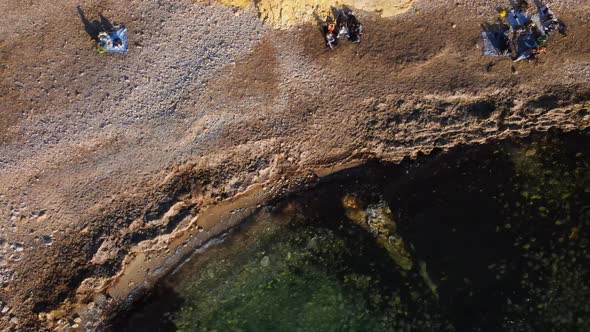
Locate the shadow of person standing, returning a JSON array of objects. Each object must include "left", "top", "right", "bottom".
[
  {"left": 77, "top": 6, "right": 115, "bottom": 41},
  {"left": 312, "top": 12, "right": 327, "bottom": 35}
]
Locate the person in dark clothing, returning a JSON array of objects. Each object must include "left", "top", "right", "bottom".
[{"left": 346, "top": 12, "right": 363, "bottom": 43}]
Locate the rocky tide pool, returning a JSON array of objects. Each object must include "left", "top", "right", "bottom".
[{"left": 113, "top": 130, "right": 590, "bottom": 331}]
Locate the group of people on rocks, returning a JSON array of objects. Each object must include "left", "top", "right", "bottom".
[
  {"left": 484, "top": 0, "right": 566, "bottom": 62},
  {"left": 323, "top": 8, "right": 364, "bottom": 49}
]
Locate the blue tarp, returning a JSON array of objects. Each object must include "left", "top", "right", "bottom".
[
  {"left": 539, "top": 5, "right": 554, "bottom": 22},
  {"left": 507, "top": 10, "right": 529, "bottom": 28},
  {"left": 98, "top": 26, "right": 128, "bottom": 53},
  {"left": 530, "top": 13, "right": 545, "bottom": 36},
  {"left": 482, "top": 31, "right": 510, "bottom": 57},
  {"left": 481, "top": 4, "right": 561, "bottom": 62},
  {"left": 513, "top": 32, "right": 538, "bottom": 62}
]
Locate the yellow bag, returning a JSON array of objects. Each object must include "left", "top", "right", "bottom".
[{"left": 97, "top": 45, "right": 107, "bottom": 54}]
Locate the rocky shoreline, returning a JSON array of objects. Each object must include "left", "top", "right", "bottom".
[
  {"left": 1, "top": 0, "right": 589, "bottom": 330},
  {"left": 53, "top": 125, "right": 589, "bottom": 331},
  {"left": 111, "top": 128, "right": 590, "bottom": 331}
]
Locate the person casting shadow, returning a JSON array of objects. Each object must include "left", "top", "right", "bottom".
[
  {"left": 312, "top": 12, "right": 326, "bottom": 35},
  {"left": 98, "top": 13, "right": 114, "bottom": 33},
  {"left": 77, "top": 6, "right": 101, "bottom": 41},
  {"left": 77, "top": 6, "right": 115, "bottom": 41}
]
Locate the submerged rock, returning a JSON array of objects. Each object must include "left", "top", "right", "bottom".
[
  {"left": 342, "top": 193, "right": 367, "bottom": 224},
  {"left": 418, "top": 260, "right": 439, "bottom": 300},
  {"left": 342, "top": 195, "right": 413, "bottom": 270},
  {"left": 260, "top": 255, "right": 270, "bottom": 267}
]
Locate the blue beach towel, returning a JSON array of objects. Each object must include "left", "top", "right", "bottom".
[
  {"left": 482, "top": 31, "right": 510, "bottom": 57},
  {"left": 98, "top": 26, "right": 128, "bottom": 53}
]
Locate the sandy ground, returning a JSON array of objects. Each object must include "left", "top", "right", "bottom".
[
  {"left": 0, "top": 0, "right": 589, "bottom": 330},
  {"left": 206, "top": 0, "right": 414, "bottom": 27}
]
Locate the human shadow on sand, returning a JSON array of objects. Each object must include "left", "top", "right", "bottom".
[{"left": 77, "top": 5, "right": 115, "bottom": 41}]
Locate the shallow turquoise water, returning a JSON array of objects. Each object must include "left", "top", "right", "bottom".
[{"left": 116, "top": 130, "right": 590, "bottom": 332}]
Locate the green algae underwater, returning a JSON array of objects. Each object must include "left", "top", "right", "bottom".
[{"left": 115, "top": 130, "right": 590, "bottom": 332}]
